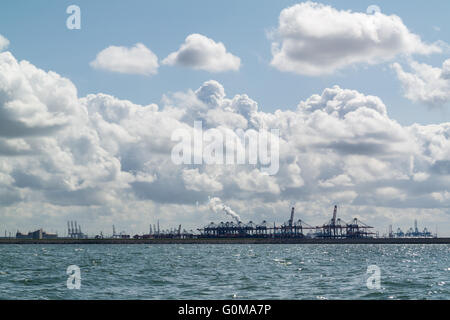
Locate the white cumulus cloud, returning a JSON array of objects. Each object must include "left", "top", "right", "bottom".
[
  {"left": 162, "top": 34, "right": 241, "bottom": 72},
  {"left": 1, "top": 50, "right": 450, "bottom": 234},
  {"left": 90, "top": 43, "right": 159, "bottom": 76},
  {"left": 392, "top": 59, "right": 450, "bottom": 106},
  {"left": 270, "top": 2, "right": 441, "bottom": 76}
]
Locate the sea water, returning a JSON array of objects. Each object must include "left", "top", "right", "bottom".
[{"left": 0, "top": 244, "right": 449, "bottom": 300}]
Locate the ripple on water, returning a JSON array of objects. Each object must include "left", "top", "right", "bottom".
[{"left": 0, "top": 244, "right": 449, "bottom": 299}]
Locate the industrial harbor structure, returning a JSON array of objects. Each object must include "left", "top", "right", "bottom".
[
  {"left": 389, "top": 220, "right": 433, "bottom": 238},
  {"left": 15, "top": 228, "right": 58, "bottom": 240},
  {"left": 67, "top": 221, "right": 88, "bottom": 239},
  {"left": 197, "top": 206, "right": 375, "bottom": 239},
  {"left": 3, "top": 205, "right": 443, "bottom": 244}
]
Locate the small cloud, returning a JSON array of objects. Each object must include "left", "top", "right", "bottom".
[
  {"left": 162, "top": 33, "right": 240, "bottom": 72},
  {"left": 392, "top": 59, "right": 450, "bottom": 107},
  {"left": 90, "top": 43, "right": 159, "bottom": 76},
  {"left": 0, "top": 34, "right": 9, "bottom": 51}
]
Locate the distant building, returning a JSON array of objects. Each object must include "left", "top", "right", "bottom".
[{"left": 16, "top": 229, "right": 58, "bottom": 239}]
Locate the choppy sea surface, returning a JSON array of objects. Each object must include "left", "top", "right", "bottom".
[{"left": 0, "top": 244, "right": 449, "bottom": 300}]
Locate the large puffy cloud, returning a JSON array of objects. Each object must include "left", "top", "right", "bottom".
[
  {"left": 162, "top": 34, "right": 241, "bottom": 72},
  {"left": 1, "top": 50, "right": 450, "bottom": 235},
  {"left": 392, "top": 59, "right": 450, "bottom": 106},
  {"left": 90, "top": 43, "right": 159, "bottom": 75},
  {"left": 0, "top": 51, "right": 130, "bottom": 210},
  {"left": 270, "top": 2, "right": 441, "bottom": 76},
  {"left": 0, "top": 51, "right": 80, "bottom": 138}
]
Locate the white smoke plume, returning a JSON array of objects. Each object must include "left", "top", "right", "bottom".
[{"left": 208, "top": 197, "right": 241, "bottom": 223}]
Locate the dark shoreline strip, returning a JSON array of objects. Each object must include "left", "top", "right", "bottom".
[{"left": 0, "top": 238, "right": 449, "bottom": 245}]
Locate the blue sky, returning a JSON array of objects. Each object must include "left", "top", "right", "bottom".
[{"left": 1, "top": 0, "right": 449, "bottom": 125}]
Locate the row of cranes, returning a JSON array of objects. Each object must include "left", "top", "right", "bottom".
[
  {"left": 198, "top": 206, "right": 375, "bottom": 239},
  {"left": 314, "top": 206, "right": 375, "bottom": 239},
  {"left": 133, "top": 221, "right": 196, "bottom": 239},
  {"left": 92, "top": 222, "right": 196, "bottom": 239},
  {"left": 67, "top": 221, "right": 87, "bottom": 239},
  {"left": 389, "top": 220, "right": 435, "bottom": 238},
  {"left": 88, "top": 207, "right": 433, "bottom": 240}
]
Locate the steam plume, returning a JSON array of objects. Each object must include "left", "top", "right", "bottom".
[{"left": 208, "top": 197, "right": 241, "bottom": 223}]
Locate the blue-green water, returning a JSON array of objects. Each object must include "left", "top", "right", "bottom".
[{"left": 0, "top": 244, "right": 449, "bottom": 300}]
